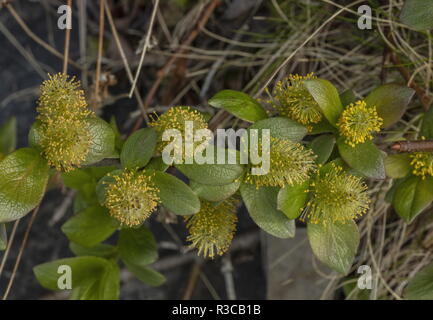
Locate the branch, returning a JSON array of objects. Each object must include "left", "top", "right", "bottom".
[{"left": 390, "top": 140, "right": 433, "bottom": 153}]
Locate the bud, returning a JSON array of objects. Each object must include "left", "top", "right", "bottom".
[
  {"left": 272, "top": 73, "right": 322, "bottom": 129},
  {"left": 149, "top": 106, "right": 208, "bottom": 154},
  {"left": 303, "top": 163, "right": 370, "bottom": 225},
  {"left": 185, "top": 198, "right": 238, "bottom": 259},
  {"left": 337, "top": 100, "right": 383, "bottom": 147},
  {"left": 37, "top": 73, "right": 94, "bottom": 171},
  {"left": 244, "top": 137, "right": 316, "bottom": 188},
  {"left": 104, "top": 169, "right": 160, "bottom": 227}
]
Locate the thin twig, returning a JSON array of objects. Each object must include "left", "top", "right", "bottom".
[
  {"left": 128, "top": 0, "right": 160, "bottom": 98},
  {"left": 221, "top": 254, "right": 236, "bottom": 300},
  {"left": 182, "top": 260, "right": 202, "bottom": 300},
  {"left": 62, "top": 0, "right": 72, "bottom": 74},
  {"left": 0, "top": 220, "right": 20, "bottom": 280},
  {"left": 390, "top": 140, "right": 433, "bottom": 152},
  {"left": 255, "top": 0, "right": 365, "bottom": 97},
  {"left": 3, "top": 205, "right": 41, "bottom": 300},
  {"left": 104, "top": 1, "right": 149, "bottom": 123},
  {"left": 131, "top": 0, "right": 221, "bottom": 133},
  {"left": 5, "top": 3, "right": 80, "bottom": 69},
  {"left": 94, "top": 0, "right": 106, "bottom": 109},
  {"left": 78, "top": 0, "right": 88, "bottom": 88}
]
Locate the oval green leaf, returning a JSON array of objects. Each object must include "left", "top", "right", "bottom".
[
  {"left": 337, "top": 138, "right": 385, "bottom": 179},
  {"left": 307, "top": 220, "right": 360, "bottom": 274},
  {"left": 364, "top": 84, "right": 414, "bottom": 128},
  {"left": 277, "top": 181, "right": 309, "bottom": 219},
  {"left": 310, "top": 134, "right": 335, "bottom": 164},
  {"left": 400, "top": 0, "right": 433, "bottom": 30},
  {"left": 0, "top": 148, "right": 49, "bottom": 223},
  {"left": 393, "top": 176, "right": 433, "bottom": 223},
  {"left": 61, "top": 205, "right": 117, "bottom": 247},
  {"left": 421, "top": 107, "right": 433, "bottom": 139},
  {"left": 120, "top": 127, "right": 157, "bottom": 169},
  {"left": 152, "top": 171, "right": 200, "bottom": 215},
  {"left": 247, "top": 117, "right": 307, "bottom": 142},
  {"left": 240, "top": 183, "right": 295, "bottom": 238},
  {"left": 304, "top": 78, "right": 343, "bottom": 126},
  {"left": 176, "top": 147, "right": 245, "bottom": 186},
  {"left": 384, "top": 153, "right": 412, "bottom": 179},
  {"left": 190, "top": 180, "right": 240, "bottom": 202},
  {"left": 119, "top": 225, "right": 158, "bottom": 266},
  {"left": 0, "top": 117, "right": 16, "bottom": 155},
  {"left": 405, "top": 261, "right": 433, "bottom": 300},
  {"left": 208, "top": 89, "right": 268, "bottom": 122},
  {"left": 83, "top": 117, "right": 117, "bottom": 165}
]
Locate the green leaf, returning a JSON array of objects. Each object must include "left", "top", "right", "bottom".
[
  {"left": 62, "top": 205, "right": 117, "bottom": 247},
  {"left": 62, "top": 169, "right": 93, "bottom": 190},
  {"left": 83, "top": 117, "right": 117, "bottom": 165},
  {"left": 176, "top": 146, "right": 245, "bottom": 186},
  {"left": 304, "top": 79, "right": 343, "bottom": 126},
  {"left": 190, "top": 180, "right": 240, "bottom": 202},
  {"left": 310, "top": 118, "right": 338, "bottom": 135},
  {"left": 0, "top": 148, "right": 49, "bottom": 223},
  {"left": 119, "top": 225, "right": 158, "bottom": 266},
  {"left": 150, "top": 170, "right": 200, "bottom": 215},
  {"left": 337, "top": 138, "right": 385, "bottom": 179},
  {"left": 421, "top": 107, "right": 433, "bottom": 139},
  {"left": 0, "top": 224, "right": 6, "bottom": 251},
  {"left": 69, "top": 242, "right": 117, "bottom": 259},
  {"left": 277, "top": 181, "right": 309, "bottom": 219},
  {"left": 120, "top": 128, "right": 157, "bottom": 169},
  {"left": 310, "top": 134, "right": 335, "bottom": 164},
  {"left": 123, "top": 261, "right": 166, "bottom": 287},
  {"left": 109, "top": 116, "right": 124, "bottom": 151},
  {"left": 384, "top": 154, "right": 412, "bottom": 179},
  {"left": 34, "top": 256, "right": 119, "bottom": 299},
  {"left": 247, "top": 117, "right": 307, "bottom": 141},
  {"left": 208, "top": 89, "right": 268, "bottom": 122},
  {"left": 145, "top": 157, "right": 169, "bottom": 172},
  {"left": 240, "top": 183, "right": 295, "bottom": 238},
  {"left": 393, "top": 176, "right": 433, "bottom": 223},
  {"left": 400, "top": 0, "right": 433, "bottom": 30},
  {"left": 405, "top": 261, "right": 433, "bottom": 299},
  {"left": 340, "top": 89, "right": 357, "bottom": 107},
  {"left": 71, "top": 260, "right": 119, "bottom": 300},
  {"left": 385, "top": 178, "right": 405, "bottom": 203},
  {"left": 28, "top": 121, "right": 44, "bottom": 150},
  {"left": 364, "top": 84, "right": 415, "bottom": 128},
  {"left": 307, "top": 220, "right": 360, "bottom": 274},
  {"left": 0, "top": 117, "right": 16, "bottom": 155}
]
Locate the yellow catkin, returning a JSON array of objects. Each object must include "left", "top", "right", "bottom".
[
  {"left": 410, "top": 152, "right": 433, "bottom": 178},
  {"left": 273, "top": 73, "right": 322, "bottom": 129},
  {"left": 337, "top": 100, "right": 383, "bottom": 147},
  {"left": 104, "top": 169, "right": 160, "bottom": 227},
  {"left": 37, "top": 73, "right": 94, "bottom": 171},
  {"left": 302, "top": 163, "right": 370, "bottom": 225},
  {"left": 185, "top": 199, "right": 238, "bottom": 259},
  {"left": 244, "top": 136, "right": 317, "bottom": 188},
  {"left": 149, "top": 106, "right": 208, "bottom": 154}
]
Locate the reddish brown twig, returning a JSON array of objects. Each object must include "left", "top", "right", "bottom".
[
  {"left": 130, "top": 0, "right": 222, "bottom": 133},
  {"left": 390, "top": 140, "right": 433, "bottom": 153}
]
